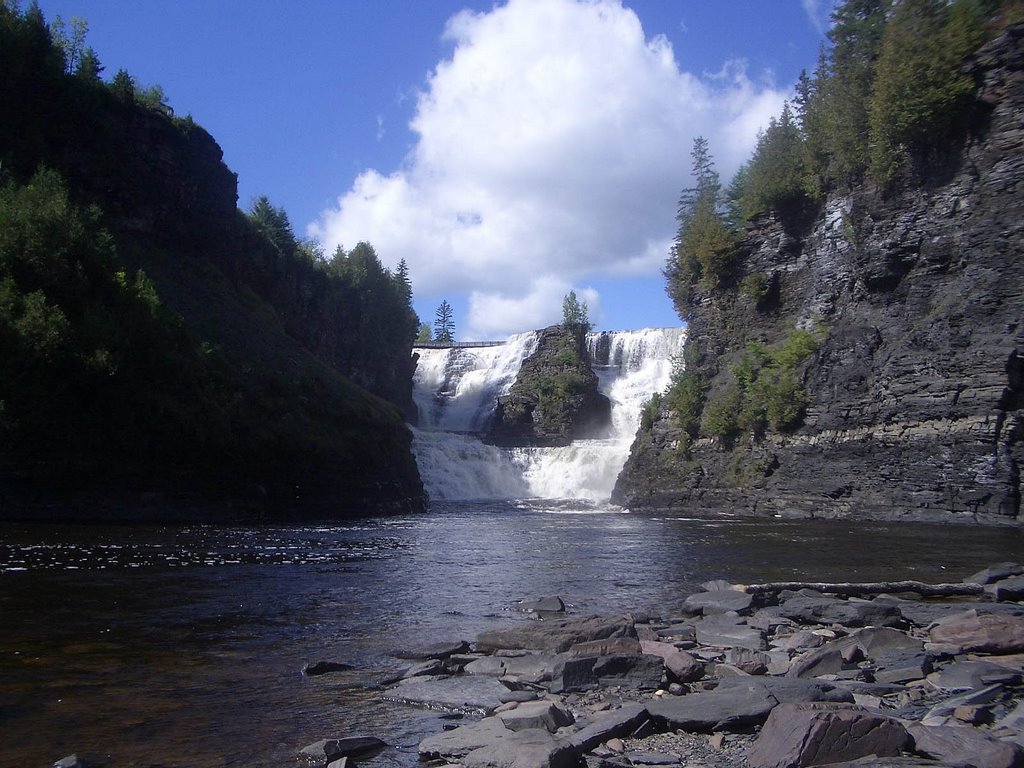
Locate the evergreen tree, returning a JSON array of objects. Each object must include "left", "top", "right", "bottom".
[
  {"left": 664, "top": 137, "right": 737, "bottom": 319},
  {"left": 868, "top": 0, "right": 986, "bottom": 184},
  {"left": 415, "top": 323, "right": 432, "bottom": 343},
  {"left": 433, "top": 300, "right": 455, "bottom": 344},
  {"left": 741, "top": 103, "right": 809, "bottom": 220}
]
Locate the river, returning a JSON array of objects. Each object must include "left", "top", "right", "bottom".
[{"left": 1, "top": 502, "right": 1020, "bottom": 768}]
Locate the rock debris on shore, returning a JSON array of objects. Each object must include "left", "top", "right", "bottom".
[{"left": 302, "top": 563, "right": 1024, "bottom": 768}]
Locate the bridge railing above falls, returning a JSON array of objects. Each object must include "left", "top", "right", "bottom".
[{"left": 412, "top": 340, "right": 505, "bottom": 349}]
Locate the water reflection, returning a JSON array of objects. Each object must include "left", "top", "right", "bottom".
[{"left": 0, "top": 503, "right": 1019, "bottom": 767}]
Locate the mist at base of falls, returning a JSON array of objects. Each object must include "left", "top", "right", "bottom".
[{"left": 411, "top": 328, "right": 685, "bottom": 502}]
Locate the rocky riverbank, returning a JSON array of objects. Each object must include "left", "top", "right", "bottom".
[{"left": 295, "top": 564, "right": 1024, "bottom": 768}]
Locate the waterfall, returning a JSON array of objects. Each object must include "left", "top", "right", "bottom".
[{"left": 411, "top": 328, "right": 685, "bottom": 503}]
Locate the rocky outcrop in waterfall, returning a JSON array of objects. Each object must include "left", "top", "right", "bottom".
[
  {"left": 614, "top": 26, "right": 1023, "bottom": 524},
  {"left": 488, "top": 326, "right": 612, "bottom": 447}
]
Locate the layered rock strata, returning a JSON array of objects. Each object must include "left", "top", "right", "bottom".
[{"left": 614, "top": 26, "right": 1024, "bottom": 523}]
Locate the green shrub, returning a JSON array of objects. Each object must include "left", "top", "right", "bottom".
[
  {"left": 739, "top": 272, "right": 770, "bottom": 305},
  {"left": 702, "top": 386, "right": 742, "bottom": 443}
]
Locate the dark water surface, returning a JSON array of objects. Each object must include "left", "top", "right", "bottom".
[{"left": 1, "top": 501, "right": 1020, "bottom": 767}]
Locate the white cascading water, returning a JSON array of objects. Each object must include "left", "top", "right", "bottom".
[{"left": 411, "top": 328, "right": 685, "bottom": 503}]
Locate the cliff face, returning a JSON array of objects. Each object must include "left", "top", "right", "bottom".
[
  {"left": 488, "top": 325, "right": 611, "bottom": 446},
  {"left": 0, "top": 14, "right": 425, "bottom": 520},
  {"left": 614, "top": 27, "right": 1023, "bottom": 524}
]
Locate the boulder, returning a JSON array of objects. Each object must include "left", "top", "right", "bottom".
[
  {"left": 780, "top": 595, "right": 904, "bottom": 627},
  {"left": 550, "top": 654, "right": 664, "bottom": 693},
  {"left": 986, "top": 575, "right": 1024, "bottom": 601},
  {"left": 498, "top": 700, "right": 575, "bottom": 733},
  {"left": 907, "top": 722, "right": 1024, "bottom": 768},
  {"left": 384, "top": 675, "right": 510, "bottom": 713},
  {"left": 929, "top": 612, "right": 1024, "bottom": 654},
  {"left": 964, "top": 563, "right": 1024, "bottom": 585},
  {"left": 640, "top": 640, "right": 704, "bottom": 683},
  {"left": 475, "top": 615, "right": 637, "bottom": 654},
  {"left": 747, "top": 703, "right": 909, "bottom": 768},
  {"left": 299, "top": 737, "right": 387, "bottom": 765}
]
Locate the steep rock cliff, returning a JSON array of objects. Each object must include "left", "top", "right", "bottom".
[
  {"left": 614, "top": 26, "right": 1023, "bottom": 524},
  {"left": 488, "top": 325, "right": 611, "bottom": 446}
]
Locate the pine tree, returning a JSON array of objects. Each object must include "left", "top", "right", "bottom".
[
  {"left": 664, "top": 137, "right": 737, "bottom": 319},
  {"left": 433, "top": 300, "right": 454, "bottom": 344}
]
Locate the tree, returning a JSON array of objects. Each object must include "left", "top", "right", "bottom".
[
  {"left": 741, "top": 103, "right": 810, "bottom": 220},
  {"left": 868, "top": 0, "right": 985, "bottom": 184},
  {"left": 394, "top": 258, "right": 413, "bottom": 306},
  {"left": 415, "top": 323, "right": 432, "bottom": 343},
  {"left": 50, "top": 14, "right": 87, "bottom": 74},
  {"left": 561, "top": 290, "right": 591, "bottom": 337},
  {"left": 664, "top": 137, "right": 737, "bottom": 319},
  {"left": 434, "top": 300, "right": 454, "bottom": 344},
  {"left": 248, "top": 196, "right": 295, "bottom": 257}
]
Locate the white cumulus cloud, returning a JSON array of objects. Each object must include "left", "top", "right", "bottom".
[{"left": 310, "top": 0, "right": 789, "bottom": 339}]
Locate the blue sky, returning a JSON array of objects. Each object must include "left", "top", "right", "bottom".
[{"left": 34, "top": 0, "right": 834, "bottom": 339}]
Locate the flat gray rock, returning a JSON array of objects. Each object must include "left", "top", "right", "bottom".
[
  {"left": 419, "top": 717, "right": 510, "bottom": 760},
  {"left": 927, "top": 660, "right": 1022, "bottom": 690},
  {"left": 462, "top": 728, "right": 580, "bottom": 768},
  {"left": 646, "top": 684, "right": 778, "bottom": 732},
  {"left": 394, "top": 640, "right": 471, "bottom": 660},
  {"left": 716, "top": 676, "right": 854, "bottom": 704},
  {"left": 685, "top": 590, "right": 756, "bottom": 615},
  {"left": 402, "top": 659, "right": 446, "bottom": 678},
  {"left": 299, "top": 737, "right": 387, "bottom": 765},
  {"left": 747, "top": 703, "right": 909, "bottom": 768},
  {"left": 497, "top": 700, "right": 574, "bottom": 733},
  {"left": 475, "top": 615, "right": 637, "bottom": 654},
  {"left": 780, "top": 595, "right": 903, "bottom": 627},
  {"left": 385, "top": 674, "right": 510, "bottom": 713},
  {"left": 568, "top": 703, "right": 649, "bottom": 753},
  {"left": 464, "top": 654, "right": 558, "bottom": 683},
  {"left": 908, "top": 722, "right": 1024, "bottom": 768},
  {"left": 695, "top": 615, "right": 766, "bottom": 651},
  {"left": 872, "top": 650, "right": 933, "bottom": 684}
]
